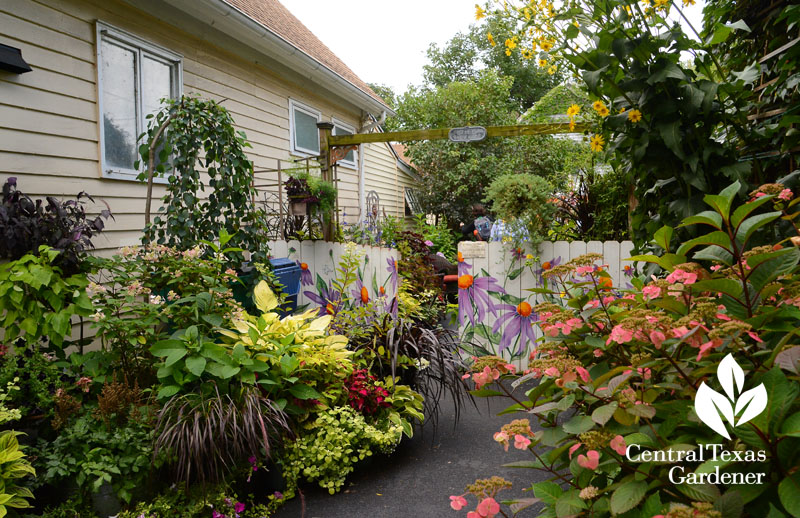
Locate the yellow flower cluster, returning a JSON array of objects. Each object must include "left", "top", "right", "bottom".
[
  {"left": 628, "top": 108, "right": 642, "bottom": 123},
  {"left": 475, "top": 4, "right": 486, "bottom": 20},
  {"left": 592, "top": 99, "right": 609, "bottom": 117},
  {"left": 566, "top": 103, "right": 580, "bottom": 131}
]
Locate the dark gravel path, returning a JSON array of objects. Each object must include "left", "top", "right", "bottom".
[{"left": 274, "top": 388, "right": 549, "bottom": 518}]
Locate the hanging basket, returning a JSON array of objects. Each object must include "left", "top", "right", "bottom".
[{"left": 289, "top": 200, "right": 308, "bottom": 216}]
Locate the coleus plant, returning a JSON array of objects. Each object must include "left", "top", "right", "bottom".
[{"left": 457, "top": 182, "right": 800, "bottom": 518}]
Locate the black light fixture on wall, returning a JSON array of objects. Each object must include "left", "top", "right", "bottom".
[{"left": 0, "top": 43, "right": 32, "bottom": 74}]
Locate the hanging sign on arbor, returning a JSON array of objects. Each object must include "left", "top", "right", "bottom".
[{"left": 448, "top": 126, "right": 487, "bottom": 143}]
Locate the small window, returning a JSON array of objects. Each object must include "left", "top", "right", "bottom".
[
  {"left": 332, "top": 118, "right": 357, "bottom": 168},
  {"left": 405, "top": 188, "right": 423, "bottom": 215},
  {"left": 290, "top": 100, "right": 321, "bottom": 156},
  {"left": 96, "top": 22, "right": 181, "bottom": 181}
]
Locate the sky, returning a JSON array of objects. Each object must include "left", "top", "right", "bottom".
[
  {"left": 279, "top": 0, "right": 478, "bottom": 94},
  {"left": 279, "top": 0, "right": 706, "bottom": 96}
]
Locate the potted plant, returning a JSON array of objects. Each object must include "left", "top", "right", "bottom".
[
  {"left": 284, "top": 175, "right": 312, "bottom": 216},
  {"left": 284, "top": 172, "right": 337, "bottom": 220}
]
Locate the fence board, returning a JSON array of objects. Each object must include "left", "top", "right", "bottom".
[
  {"left": 587, "top": 240, "right": 603, "bottom": 256},
  {"left": 603, "top": 241, "right": 621, "bottom": 286},
  {"left": 458, "top": 240, "right": 634, "bottom": 369},
  {"left": 570, "top": 240, "right": 587, "bottom": 259}
]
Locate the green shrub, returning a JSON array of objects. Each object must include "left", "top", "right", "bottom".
[
  {"left": 137, "top": 95, "right": 270, "bottom": 263},
  {"left": 0, "top": 247, "right": 93, "bottom": 350},
  {"left": 484, "top": 173, "right": 556, "bottom": 246},
  {"left": 459, "top": 182, "right": 800, "bottom": 518}
]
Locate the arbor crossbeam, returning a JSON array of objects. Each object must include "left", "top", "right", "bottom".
[{"left": 327, "top": 122, "right": 588, "bottom": 146}]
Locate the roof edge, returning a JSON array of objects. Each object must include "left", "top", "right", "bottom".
[{"left": 161, "top": 0, "right": 395, "bottom": 117}]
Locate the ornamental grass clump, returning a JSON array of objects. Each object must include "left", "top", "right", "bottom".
[{"left": 456, "top": 182, "right": 800, "bottom": 518}]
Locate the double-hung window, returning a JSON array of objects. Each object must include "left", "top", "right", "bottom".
[
  {"left": 289, "top": 99, "right": 321, "bottom": 156},
  {"left": 96, "top": 22, "right": 182, "bottom": 180},
  {"left": 331, "top": 118, "right": 357, "bottom": 168}
]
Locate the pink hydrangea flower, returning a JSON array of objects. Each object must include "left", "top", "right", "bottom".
[
  {"left": 477, "top": 498, "right": 500, "bottom": 517},
  {"left": 779, "top": 188, "right": 793, "bottom": 201},
  {"left": 666, "top": 269, "right": 697, "bottom": 285},
  {"left": 450, "top": 495, "right": 468, "bottom": 510},
  {"left": 649, "top": 330, "right": 665, "bottom": 349},
  {"left": 593, "top": 348, "right": 604, "bottom": 357},
  {"left": 577, "top": 450, "right": 600, "bottom": 470},
  {"left": 607, "top": 325, "right": 633, "bottom": 344},
  {"left": 569, "top": 443, "right": 582, "bottom": 459},
  {"left": 575, "top": 366, "right": 591, "bottom": 383},
  {"left": 610, "top": 435, "right": 626, "bottom": 455},
  {"left": 514, "top": 434, "right": 531, "bottom": 450},
  {"left": 493, "top": 431, "right": 510, "bottom": 451},
  {"left": 642, "top": 285, "right": 661, "bottom": 300},
  {"left": 544, "top": 367, "right": 560, "bottom": 377}
]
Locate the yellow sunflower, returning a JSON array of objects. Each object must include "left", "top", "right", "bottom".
[
  {"left": 628, "top": 109, "right": 642, "bottom": 123},
  {"left": 475, "top": 4, "right": 486, "bottom": 20},
  {"left": 590, "top": 134, "right": 605, "bottom": 152},
  {"left": 488, "top": 33, "right": 496, "bottom": 47},
  {"left": 538, "top": 58, "right": 548, "bottom": 68},
  {"left": 566, "top": 104, "right": 580, "bottom": 118}
]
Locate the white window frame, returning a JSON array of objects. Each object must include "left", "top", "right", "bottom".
[
  {"left": 289, "top": 99, "right": 321, "bottom": 156},
  {"left": 331, "top": 118, "right": 357, "bottom": 169},
  {"left": 96, "top": 21, "right": 183, "bottom": 182}
]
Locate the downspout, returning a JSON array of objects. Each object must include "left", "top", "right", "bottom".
[{"left": 358, "top": 143, "right": 365, "bottom": 223}]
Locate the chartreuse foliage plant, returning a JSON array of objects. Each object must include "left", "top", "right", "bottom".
[
  {"left": 0, "top": 380, "right": 35, "bottom": 517},
  {"left": 457, "top": 182, "right": 800, "bottom": 518},
  {"left": 216, "top": 281, "right": 354, "bottom": 414},
  {"left": 280, "top": 405, "right": 402, "bottom": 496}
]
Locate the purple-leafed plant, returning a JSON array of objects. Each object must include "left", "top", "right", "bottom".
[
  {"left": 152, "top": 384, "right": 291, "bottom": 487},
  {"left": 0, "top": 177, "right": 112, "bottom": 274}
]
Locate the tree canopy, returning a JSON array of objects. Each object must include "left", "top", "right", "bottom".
[{"left": 392, "top": 70, "right": 568, "bottom": 225}]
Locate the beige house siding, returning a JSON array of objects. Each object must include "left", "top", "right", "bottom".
[
  {"left": 362, "top": 141, "right": 401, "bottom": 222},
  {"left": 0, "top": 0, "right": 397, "bottom": 253}
]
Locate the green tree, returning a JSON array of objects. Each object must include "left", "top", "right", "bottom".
[
  {"left": 393, "top": 70, "right": 567, "bottom": 226},
  {"left": 423, "top": 18, "right": 564, "bottom": 111},
  {"left": 475, "top": 0, "right": 761, "bottom": 248}
]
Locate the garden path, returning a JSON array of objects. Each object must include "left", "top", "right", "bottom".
[{"left": 274, "top": 385, "right": 550, "bottom": 518}]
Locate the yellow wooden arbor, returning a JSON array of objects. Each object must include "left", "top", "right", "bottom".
[{"left": 313, "top": 121, "right": 588, "bottom": 240}]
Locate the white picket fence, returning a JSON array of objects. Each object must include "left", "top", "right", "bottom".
[
  {"left": 457, "top": 240, "right": 635, "bottom": 368},
  {"left": 267, "top": 240, "right": 400, "bottom": 310}
]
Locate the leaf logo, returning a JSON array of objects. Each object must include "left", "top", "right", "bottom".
[{"left": 694, "top": 354, "right": 767, "bottom": 439}]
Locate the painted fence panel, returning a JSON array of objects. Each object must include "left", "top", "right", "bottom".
[
  {"left": 457, "top": 240, "right": 635, "bottom": 370},
  {"left": 268, "top": 240, "right": 400, "bottom": 315}
]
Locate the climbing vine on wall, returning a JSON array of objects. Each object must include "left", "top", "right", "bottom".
[{"left": 137, "top": 95, "right": 269, "bottom": 264}]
